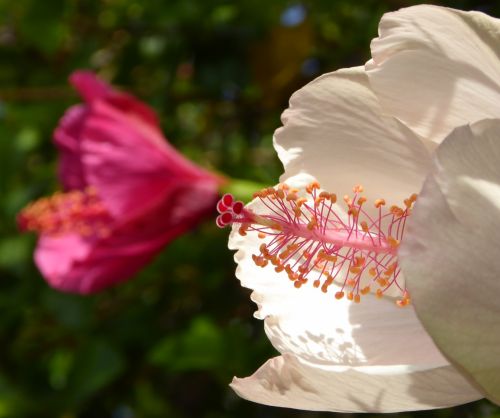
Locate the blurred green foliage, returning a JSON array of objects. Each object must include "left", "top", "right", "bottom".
[{"left": 1, "top": 0, "right": 500, "bottom": 417}]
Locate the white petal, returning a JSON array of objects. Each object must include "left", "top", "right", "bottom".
[
  {"left": 231, "top": 354, "right": 481, "bottom": 413},
  {"left": 367, "top": 5, "right": 500, "bottom": 143},
  {"left": 400, "top": 119, "right": 500, "bottom": 405},
  {"left": 229, "top": 197, "right": 447, "bottom": 368},
  {"left": 274, "top": 66, "right": 431, "bottom": 205}
]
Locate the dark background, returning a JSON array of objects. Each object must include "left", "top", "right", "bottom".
[{"left": 0, "top": 0, "right": 499, "bottom": 417}]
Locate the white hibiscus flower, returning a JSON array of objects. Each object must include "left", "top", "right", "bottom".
[{"left": 218, "top": 5, "right": 500, "bottom": 412}]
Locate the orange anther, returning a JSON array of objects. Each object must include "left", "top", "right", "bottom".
[
  {"left": 354, "top": 256, "right": 365, "bottom": 267},
  {"left": 357, "top": 196, "right": 367, "bottom": 205},
  {"left": 349, "top": 266, "right": 361, "bottom": 274},
  {"left": 360, "top": 286, "right": 371, "bottom": 295},
  {"left": 347, "top": 292, "right": 354, "bottom": 301},
  {"left": 335, "top": 291, "right": 344, "bottom": 300},
  {"left": 384, "top": 262, "right": 397, "bottom": 276},
  {"left": 360, "top": 221, "right": 369, "bottom": 233},
  {"left": 296, "top": 197, "right": 307, "bottom": 206},
  {"left": 279, "top": 251, "right": 289, "bottom": 259},
  {"left": 329, "top": 193, "right": 337, "bottom": 203},
  {"left": 388, "top": 236, "right": 400, "bottom": 248},
  {"left": 369, "top": 267, "right": 377, "bottom": 277},
  {"left": 306, "top": 181, "right": 321, "bottom": 193},
  {"left": 354, "top": 294, "right": 361, "bottom": 303},
  {"left": 374, "top": 199, "right": 386, "bottom": 208},
  {"left": 307, "top": 218, "right": 317, "bottom": 230},
  {"left": 348, "top": 207, "right": 359, "bottom": 217},
  {"left": 343, "top": 195, "right": 352, "bottom": 205},
  {"left": 377, "top": 278, "right": 389, "bottom": 287},
  {"left": 258, "top": 232, "right": 266, "bottom": 239},
  {"left": 396, "top": 298, "right": 410, "bottom": 307},
  {"left": 390, "top": 205, "right": 404, "bottom": 217},
  {"left": 376, "top": 289, "right": 383, "bottom": 298},
  {"left": 353, "top": 185, "right": 364, "bottom": 193},
  {"left": 326, "top": 255, "right": 338, "bottom": 263}
]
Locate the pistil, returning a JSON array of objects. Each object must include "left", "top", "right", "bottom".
[{"left": 217, "top": 182, "right": 416, "bottom": 306}]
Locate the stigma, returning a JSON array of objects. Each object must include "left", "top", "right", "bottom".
[
  {"left": 217, "top": 182, "right": 417, "bottom": 307},
  {"left": 18, "top": 187, "right": 112, "bottom": 238}
]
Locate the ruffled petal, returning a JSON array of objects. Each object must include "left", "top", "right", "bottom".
[
  {"left": 35, "top": 234, "right": 156, "bottom": 294},
  {"left": 70, "top": 70, "right": 112, "bottom": 103},
  {"left": 70, "top": 70, "right": 161, "bottom": 130},
  {"left": 231, "top": 354, "right": 481, "bottom": 413},
  {"left": 367, "top": 5, "right": 500, "bottom": 143},
  {"left": 229, "top": 175, "right": 447, "bottom": 368},
  {"left": 400, "top": 119, "right": 500, "bottom": 405},
  {"left": 80, "top": 100, "right": 217, "bottom": 220},
  {"left": 274, "top": 67, "right": 431, "bottom": 205}
]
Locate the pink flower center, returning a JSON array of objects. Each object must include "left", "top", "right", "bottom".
[
  {"left": 217, "top": 182, "right": 417, "bottom": 306},
  {"left": 18, "top": 187, "right": 113, "bottom": 238}
]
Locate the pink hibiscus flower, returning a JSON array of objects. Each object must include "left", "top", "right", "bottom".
[{"left": 18, "top": 70, "right": 222, "bottom": 294}]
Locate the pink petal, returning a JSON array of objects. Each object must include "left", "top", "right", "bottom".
[
  {"left": 70, "top": 69, "right": 160, "bottom": 129},
  {"left": 53, "top": 104, "right": 88, "bottom": 190},
  {"left": 69, "top": 70, "right": 113, "bottom": 102},
  {"left": 80, "top": 99, "right": 218, "bottom": 220},
  {"left": 34, "top": 179, "right": 219, "bottom": 294}
]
